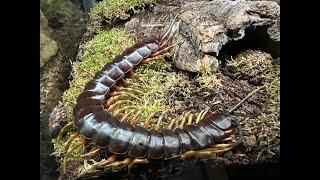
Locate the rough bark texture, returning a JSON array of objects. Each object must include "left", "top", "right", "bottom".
[{"left": 124, "top": 0, "right": 279, "bottom": 72}]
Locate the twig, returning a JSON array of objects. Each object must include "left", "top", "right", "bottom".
[{"left": 228, "top": 79, "right": 278, "bottom": 114}]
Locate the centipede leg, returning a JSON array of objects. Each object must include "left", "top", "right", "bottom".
[
  {"left": 128, "top": 159, "right": 149, "bottom": 175},
  {"left": 64, "top": 131, "right": 80, "bottom": 152},
  {"left": 178, "top": 111, "right": 191, "bottom": 129},
  {"left": 104, "top": 157, "right": 134, "bottom": 171},
  {"left": 149, "top": 40, "right": 183, "bottom": 59},
  {"left": 121, "top": 109, "right": 136, "bottom": 122},
  {"left": 113, "top": 105, "right": 138, "bottom": 116},
  {"left": 107, "top": 100, "right": 135, "bottom": 111},
  {"left": 141, "top": 112, "right": 156, "bottom": 128},
  {"left": 195, "top": 110, "right": 205, "bottom": 124},
  {"left": 167, "top": 117, "right": 176, "bottom": 130},
  {"left": 63, "top": 140, "right": 85, "bottom": 173},
  {"left": 80, "top": 148, "right": 100, "bottom": 158},
  {"left": 92, "top": 155, "right": 118, "bottom": 170},
  {"left": 128, "top": 70, "right": 137, "bottom": 78},
  {"left": 121, "top": 79, "right": 131, "bottom": 86},
  {"left": 155, "top": 109, "right": 170, "bottom": 131},
  {"left": 130, "top": 109, "right": 143, "bottom": 126},
  {"left": 187, "top": 113, "right": 194, "bottom": 125},
  {"left": 56, "top": 122, "right": 73, "bottom": 143},
  {"left": 141, "top": 39, "right": 183, "bottom": 64}
]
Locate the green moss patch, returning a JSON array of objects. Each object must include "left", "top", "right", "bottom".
[
  {"left": 226, "top": 50, "right": 273, "bottom": 79},
  {"left": 90, "top": 0, "right": 155, "bottom": 31}
]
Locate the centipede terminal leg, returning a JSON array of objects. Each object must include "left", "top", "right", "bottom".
[{"left": 180, "top": 146, "right": 234, "bottom": 161}]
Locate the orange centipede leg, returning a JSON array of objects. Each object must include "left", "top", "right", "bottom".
[
  {"left": 92, "top": 155, "right": 118, "bottom": 170},
  {"left": 64, "top": 131, "right": 79, "bottom": 152},
  {"left": 128, "top": 159, "right": 149, "bottom": 174},
  {"left": 80, "top": 148, "right": 100, "bottom": 158}
]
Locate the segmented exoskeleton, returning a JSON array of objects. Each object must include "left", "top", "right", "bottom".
[{"left": 61, "top": 16, "right": 242, "bottom": 175}]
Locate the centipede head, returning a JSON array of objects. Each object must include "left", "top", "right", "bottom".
[{"left": 157, "top": 14, "right": 181, "bottom": 50}]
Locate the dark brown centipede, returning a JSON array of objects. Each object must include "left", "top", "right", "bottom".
[{"left": 65, "top": 17, "right": 242, "bottom": 174}]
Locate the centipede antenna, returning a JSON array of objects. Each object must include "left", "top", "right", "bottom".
[
  {"left": 228, "top": 79, "right": 277, "bottom": 114},
  {"left": 160, "top": 13, "right": 180, "bottom": 43}
]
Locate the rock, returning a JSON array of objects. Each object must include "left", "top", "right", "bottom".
[{"left": 40, "top": 10, "right": 58, "bottom": 67}]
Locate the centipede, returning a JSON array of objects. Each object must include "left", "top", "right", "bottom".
[{"left": 59, "top": 16, "right": 243, "bottom": 176}]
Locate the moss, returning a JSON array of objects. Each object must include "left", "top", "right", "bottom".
[
  {"left": 40, "top": 0, "right": 81, "bottom": 20},
  {"left": 195, "top": 64, "right": 222, "bottom": 91},
  {"left": 124, "top": 58, "right": 181, "bottom": 127},
  {"left": 226, "top": 50, "right": 273, "bottom": 78},
  {"left": 242, "top": 64, "right": 280, "bottom": 156},
  {"left": 90, "top": 0, "right": 155, "bottom": 31}
]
